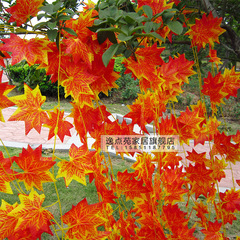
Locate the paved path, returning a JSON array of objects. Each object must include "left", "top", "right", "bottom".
[{"left": 0, "top": 107, "right": 239, "bottom": 192}]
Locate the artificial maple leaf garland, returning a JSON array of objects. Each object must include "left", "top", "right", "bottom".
[{"left": 0, "top": 1, "right": 239, "bottom": 239}]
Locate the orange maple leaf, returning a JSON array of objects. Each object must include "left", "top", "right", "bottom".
[
  {"left": 160, "top": 167, "right": 188, "bottom": 204},
  {"left": 124, "top": 90, "right": 167, "bottom": 133},
  {"left": 12, "top": 145, "right": 56, "bottom": 191},
  {"left": 193, "top": 201, "right": 209, "bottom": 227},
  {"left": 61, "top": 64, "right": 97, "bottom": 100},
  {"left": 0, "top": 82, "right": 15, "bottom": 122},
  {"left": 8, "top": 84, "right": 49, "bottom": 135},
  {"left": 132, "top": 152, "right": 155, "bottom": 188},
  {"left": 8, "top": 189, "right": 54, "bottom": 238},
  {"left": 57, "top": 144, "right": 96, "bottom": 187},
  {"left": 62, "top": 198, "right": 109, "bottom": 239},
  {"left": 174, "top": 107, "right": 204, "bottom": 144},
  {"left": 0, "top": 200, "right": 19, "bottom": 239},
  {"left": 44, "top": 108, "right": 73, "bottom": 142},
  {"left": 70, "top": 103, "right": 111, "bottom": 143},
  {"left": 136, "top": 212, "right": 167, "bottom": 240},
  {"left": 113, "top": 170, "right": 150, "bottom": 201},
  {"left": 0, "top": 151, "right": 16, "bottom": 194},
  {"left": 232, "top": 130, "right": 240, "bottom": 144},
  {"left": 186, "top": 11, "right": 225, "bottom": 50},
  {"left": 220, "top": 67, "right": 240, "bottom": 99},
  {"left": 201, "top": 221, "right": 224, "bottom": 240},
  {"left": 219, "top": 189, "right": 240, "bottom": 213},
  {"left": 201, "top": 72, "right": 227, "bottom": 113},
  {"left": 63, "top": 38, "right": 94, "bottom": 67},
  {"left": 186, "top": 163, "right": 214, "bottom": 198},
  {"left": 0, "top": 34, "right": 50, "bottom": 66},
  {"left": 6, "top": 0, "right": 44, "bottom": 26},
  {"left": 89, "top": 53, "right": 119, "bottom": 96},
  {"left": 207, "top": 47, "right": 222, "bottom": 66},
  {"left": 211, "top": 132, "right": 240, "bottom": 164}
]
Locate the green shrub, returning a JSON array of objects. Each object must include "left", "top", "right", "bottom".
[{"left": 6, "top": 61, "right": 65, "bottom": 98}]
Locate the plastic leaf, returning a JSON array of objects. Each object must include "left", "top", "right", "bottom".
[
  {"left": 219, "top": 189, "right": 240, "bottom": 213},
  {"left": 8, "top": 84, "right": 49, "bottom": 135},
  {"left": 6, "top": 0, "right": 44, "bottom": 26},
  {"left": 220, "top": 67, "right": 240, "bottom": 99},
  {"left": 186, "top": 12, "right": 225, "bottom": 49},
  {"left": 44, "top": 108, "right": 73, "bottom": 142},
  {"left": 0, "top": 151, "right": 16, "bottom": 194},
  {"left": 0, "top": 34, "right": 50, "bottom": 66},
  {"left": 62, "top": 198, "right": 110, "bottom": 239},
  {"left": 202, "top": 72, "right": 227, "bottom": 113},
  {"left": 201, "top": 221, "right": 224, "bottom": 240},
  {"left": 8, "top": 189, "right": 54, "bottom": 238},
  {"left": 207, "top": 47, "right": 222, "bottom": 66},
  {"left": 61, "top": 64, "right": 97, "bottom": 100},
  {"left": 0, "top": 44, "right": 11, "bottom": 67},
  {"left": 57, "top": 144, "right": 96, "bottom": 187},
  {"left": 0, "top": 82, "right": 15, "bottom": 122},
  {"left": 12, "top": 145, "right": 56, "bottom": 191},
  {"left": 0, "top": 200, "right": 19, "bottom": 239},
  {"left": 113, "top": 170, "right": 150, "bottom": 201}
]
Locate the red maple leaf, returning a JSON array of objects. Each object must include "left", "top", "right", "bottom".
[
  {"left": 112, "top": 170, "right": 150, "bottom": 201},
  {"left": 186, "top": 11, "right": 225, "bottom": 50},
  {"left": 207, "top": 47, "right": 222, "bottom": 66},
  {"left": 63, "top": 38, "right": 94, "bottom": 67},
  {"left": 0, "top": 34, "right": 50, "bottom": 66},
  {"left": 0, "top": 151, "right": 16, "bottom": 194},
  {"left": 211, "top": 132, "right": 240, "bottom": 164},
  {"left": 186, "top": 163, "right": 214, "bottom": 198},
  {"left": 8, "top": 189, "right": 54, "bottom": 239},
  {"left": 136, "top": 212, "right": 167, "bottom": 240},
  {"left": 6, "top": 0, "right": 44, "bottom": 26},
  {"left": 220, "top": 67, "right": 240, "bottom": 99},
  {"left": 89, "top": 53, "right": 119, "bottom": 96},
  {"left": 219, "top": 189, "right": 240, "bottom": 213},
  {"left": 124, "top": 90, "right": 167, "bottom": 133},
  {"left": 8, "top": 84, "right": 49, "bottom": 135},
  {"left": 0, "top": 82, "right": 15, "bottom": 122},
  {"left": 12, "top": 145, "right": 56, "bottom": 191},
  {"left": 70, "top": 103, "right": 111, "bottom": 143},
  {"left": 174, "top": 107, "right": 204, "bottom": 144},
  {"left": 161, "top": 167, "right": 188, "bottom": 204},
  {"left": 201, "top": 221, "right": 223, "bottom": 240},
  {"left": 232, "top": 130, "right": 240, "bottom": 144},
  {"left": 193, "top": 201, "right": 209, "bottom": 226},
  {"left": 132, "top": 152, "right": 155, "bottom": 188},
  {"left": 0, "top": 200, "right": 19, "bottom": 239},
  {"left": 44, "top": 108, "right": 73, "bottom": 142},
  {"left": 61, "top": 64, "right": 97, "bottom": 100},
  {"left": 57, "top": 144, "right": 96, "bottom": 187},
  {"left": 62, "top": 198, "right": 110, "bottom": 239}
]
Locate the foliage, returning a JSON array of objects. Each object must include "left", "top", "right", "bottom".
[{"left": 0, "top": 0, "right": 240, "bottom": 239}]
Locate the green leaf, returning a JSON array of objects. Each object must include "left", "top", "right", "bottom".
[
  {"left": 142, "top": 5, "right": 153, "bottom": 19},
  {"left": 53, "top": 1, "right": 64, "bottom": 12},
  {"left": 102, "top": 44, "right": 119, "bottom": 67},
  {"left": 167, "top": 21, "right": 183, "bottom": 35},
  {"left": 97, "top": 31, "right": 108, "bottom": 44},
  {"left": 118, "top": 33, "right": 133, "bottom": 41},
  {"left": 63, "top": 27, "right": 78, "bottom": 36},
  {"left": 33, "top": 21, "right": 48, "bottom": 30},
  {"left": 37, "top": 13, "right": 46, "bottom": 21},
  {"left": 97, "top": 27, "right": 123, "bottom": 33},
  {"left": 47, "top": 21, "right": 57, "bottom": 30},
  {"left": 162, "top": 12, "right": 176, "bottom": 23},
  {"left": 129, "top": 26, "right": 145, "bottom": 35},
  {"left": 124, "top": 49, "right": 132, "bottom": 58},
  {"left": 40, "top": 5, "right": 54, "bottom": 14},
  {"left": 144, "top": 22, "right": 154, "bottom": 33},
  {"left": 57, "top": 14, "right": 71, "bottom": 21},
  {"left": 47, "top": 29, "right": 58, "bottom": 41}
]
